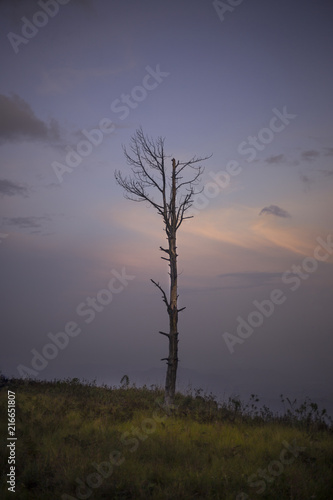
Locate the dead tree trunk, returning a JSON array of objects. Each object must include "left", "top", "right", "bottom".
[
  {"left": 152, "top": 159, "right": 180, "bottom": 406},
  {"left": 164, "top": 159, "right": 179, "bottom": 406}
]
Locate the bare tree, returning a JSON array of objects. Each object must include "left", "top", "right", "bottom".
[{"left": 115, "top": 127, "right": 210, "bottom": 406}]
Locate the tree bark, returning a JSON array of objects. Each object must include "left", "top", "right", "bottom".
[
  {"left": 164, "top": 233, "right": 178, "bottom": 406},
  {"left": 164, "top": 159, "right": 179, "bottom": 406}
]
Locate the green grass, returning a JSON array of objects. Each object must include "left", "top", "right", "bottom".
[{"left": 1, "top": 375, "right": 332, "bottom": 499}]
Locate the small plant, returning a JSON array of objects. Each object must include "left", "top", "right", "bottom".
[
  {"left": 280, "top": 394, "right": 333, "bottom": 431},
  {"left": 0, "top": 370, "right": 8, "bottom": 388},
  {"left": 120, "top": 374, "right": 130, "bottom": 388}
]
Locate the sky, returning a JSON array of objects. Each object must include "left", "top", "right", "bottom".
[{"left": 1, "top": 0, "right": 333, "bottom": 413}]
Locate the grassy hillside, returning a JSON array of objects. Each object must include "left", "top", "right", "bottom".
[{"left": 1, "top": 376, "right": 332, "bottom": 499}]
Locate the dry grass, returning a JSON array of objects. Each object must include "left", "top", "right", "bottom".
[{"left": 0, "top": 376, "right": 332, "bottom": 499}]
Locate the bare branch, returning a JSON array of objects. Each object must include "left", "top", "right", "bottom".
[
  {"left": 114, "top": 170, "right": 165, "bottom": 215},
  {"left": 159, "top": 246, "right": 170, "bottom": 254},
  {"left": 150, "top": 279, "right": 170, "bottom": 311},
  {"left": 121, "top": 126, "right": 170, "bottom": 198},
  {"left": 175, "top": 166, "right": 204, "bottom": 191},
  {"left": 176, "top": 154, "right": 212, "bottom": 176},
  {"left": 158, "top": 331, "right": 170, "bottom": 338}
]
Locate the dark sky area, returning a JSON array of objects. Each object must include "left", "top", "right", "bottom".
[{"left": 1, "top": 0, "right": 333, "bottom": 413}]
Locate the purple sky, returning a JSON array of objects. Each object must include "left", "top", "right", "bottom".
[{"left": 1, "top": 0, "right": 333, "bottom": 412}]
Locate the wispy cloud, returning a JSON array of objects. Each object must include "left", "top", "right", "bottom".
[
  {"left": 2, "top": 216, "right": 52, "bottom": 232},
  {"left": 300, "top": 173, "right": 311, "bottom": 184},
  {"left": 218, "top": 271, "right": 282, "bottom": 289},
  {"left": 251, "top": 217, "right": 320, "bottom": 257},
  {"left": 0, "top": 94, "right": 60, "bottom": 145},
  {"left": 319, "top": 168, "right": 333, "bottom": 177},
  {"left": 259, "top": 205, "right": 291, "bottom": 218},
  {"left": 299, "top": 173, "right": 315, "bottom": 191},
  {"left": 301, "top": 150, "right": 320, "bottom": 162},
  {"left": 0, "top": 179, "right": 29, "bottom": 197},
  {"left": 324, "top": 147, "right": 333, "bottom": 157},
  {"left": 265, "top": 154, "right": 285, "bottom": 165}
]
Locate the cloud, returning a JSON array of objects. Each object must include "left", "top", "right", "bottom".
[
  {"left": 0, "top": 179, "right": 29, "bottom": 197},
  {"left": 265, "top": 154, "right": 285, "bottom": 165},
  {"left": 301, "top": 150, "right": 320, "bottom": 162},
  {"left": 259, "top": 205, "right": 291, "bottom": 218},
  {"left": 299, "top": 173, "right": 316, "bottom": 192},
  {"left": 0, "top": 94, "right": 60, "bottom": 145},
  {"left": 319, "top": 169, "right": 333, "bottom": 177},
  {"left": 2, "top": 216, "right": 51, "bottom": 230},
  {"left": 300, "top": 173, "right": 311, "bottom": 184},
  {"left": 1, "top": 0, "right": 94, "bottom": 25},
  {"left": 180, "top": 272, "right": 283, "bottom": 294},
  {"left": 324, "top": 147, "right": 333, "bottom": 157},
  {"left": 218, "top": 271, "right": 282, "bottom": 289}
]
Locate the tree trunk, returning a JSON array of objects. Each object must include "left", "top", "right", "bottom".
[
  {"left": 164, "top": 231, "right": 178, "bottom": 406},
  {"left": 164, "top": 158, "right": 179, "bottom": 407}
]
